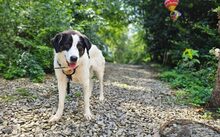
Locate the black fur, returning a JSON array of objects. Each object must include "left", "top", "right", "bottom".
[
  {"left": 51, "top": 33, "right": 62, "bottom": 53},
  {"left": 80, "top": 36, "right": 92, "bottom": 56},
  {"left": 80, "top": 35, "right": 91, "bottom": 58},
  {"left": 51, "top": 33, "right": 73, "bottom": 53},
  {"left": 76, "top": 39, "right": 85, "bottom": 57}
]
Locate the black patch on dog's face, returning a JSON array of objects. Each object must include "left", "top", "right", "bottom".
[
  {"left": 77, "top": 36, "right": 92, "bottom": 57},
  {"left": 51, "top": 33, "right": 73, "bottom": 53},
  {"left": 59, "top": 34, "right": 73, "bottom": 51},
  {"left": 78, "top": 35, "right": 92, "bottom": 58},
  {"left": 77, "top": 38, "right": 85, "bottom": 57}
]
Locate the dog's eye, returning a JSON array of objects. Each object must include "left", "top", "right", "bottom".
[
  {"left": 77, "top": 44, "right": 84, "bottom": 51},
  {"left": 64, "top": 44, "right": 71, "bottom": 50}
]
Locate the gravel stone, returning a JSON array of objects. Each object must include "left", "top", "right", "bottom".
[
  {"left": 0, "top": 63, "right": 220, "bottom": 136},
  {"left": 0, "top": 118, "right": 3, "bottom": 124},
  {"left": 2, "top": 126, "right": 13, "bottom": 134}
]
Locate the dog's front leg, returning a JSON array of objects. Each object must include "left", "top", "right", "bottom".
[
  {"left": 49, "top": 74, "right": 67, "bottom": 122},
  {"left": 83, "top": 80, "right": 92, "bottom": 120}
]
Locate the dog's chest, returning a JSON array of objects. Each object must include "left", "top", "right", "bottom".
[
  {"left": 70, "top": 69, "right": 84, "bottom": 83},
  {"left": 71, "top": 75, "right": 80, "bottom": 83},
  {"left": 70, "top": 68, "right": 90, "bottom": 84},
  {"left": 61, "top": 69, "right": 79, "bottom": 83}
]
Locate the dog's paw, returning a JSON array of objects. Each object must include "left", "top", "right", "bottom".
[
  {"left": 49, "top": 115, "right": 61, "bottom": 122},
  {"left": 99, "top": 95, "right": 104, "bottom": 101},
  {"left": 84, "top": 112, "right": 93, "bottom": 120}
]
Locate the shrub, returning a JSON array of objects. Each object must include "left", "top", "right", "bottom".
[
  {"left": 0, "top": 0, "right": 72, "bottom": 81},
  {"left": 160, "top": 49, "right": 217, "bottom": 106},
  {"left": 3, "top": 52, "right": 45, "bottom": 82}
]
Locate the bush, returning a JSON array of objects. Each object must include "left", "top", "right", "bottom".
[
  {"left": 0, "top": 0, "right": 72, "bottom": 82},
  {"left": 160, "top": 69, "right": 214, "bottom": 106},
  {"left": 3, "top": 52, "right": 45, "bottom": 82},
  {"left": 160, "top": 50, "right": 218, "bottom": 106}
]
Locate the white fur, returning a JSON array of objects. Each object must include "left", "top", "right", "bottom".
[
  {"left": 66, "top": 35, "right": 80, "bottom": 62},
  {"left": 49, "top": 35, "right": 105, "bottom": 122}
]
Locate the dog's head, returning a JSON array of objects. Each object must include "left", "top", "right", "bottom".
[{"left": 51, "top": 30, "right": 92, "bottom": 69}]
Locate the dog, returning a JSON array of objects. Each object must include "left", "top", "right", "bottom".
[{"left": 49, "top": 30, "right": 105, "bottom": 122}]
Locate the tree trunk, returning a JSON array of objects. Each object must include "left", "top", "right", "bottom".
[
  {"left": 209, "top": 59, "right": 220, "bottom": 108},
  {"left": 208, "top": 11, "right": 220, "bottom": 109}
]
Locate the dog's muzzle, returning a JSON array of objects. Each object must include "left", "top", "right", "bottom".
[{"left": 68, "top": 56, "right": 78, "bottom": 69}]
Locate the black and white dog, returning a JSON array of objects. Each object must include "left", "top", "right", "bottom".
[{"left": 50, "top": 30, "right": 105, "bottom": 122}]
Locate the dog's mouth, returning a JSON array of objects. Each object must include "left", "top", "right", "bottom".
[{"left": 68, "top": 62, "right": 77, "bottom": 69}]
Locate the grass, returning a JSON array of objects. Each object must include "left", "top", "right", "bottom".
[
  {"left": 0, "top": 95, "right": 17, "bottom": 102},
  {"left": 74, "top": 91, "right": 82, "bottom": 97},
  {"left": 0, "top": 88, "right": 37, "bottom": 103},
  {"left": 16, "top": 88, "right": 32, "bottom": 96},
  {"left": 65, "top": 90, "right": 82, "bottom": 101}
]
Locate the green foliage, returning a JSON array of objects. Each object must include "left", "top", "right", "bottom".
[
  {"left": 0, "top": 0, "right": 138, "bottom": 81},
  {"left": 201, "top": 111, "right": 213, "bottom": 120},
  {"left": 182, "top": 49, "right": 199, "bottom": 61},
  {"left": 0, "top": 0, "right": 151, "bottom": 82},
  {"left": 160, "top": 51, "right": 218, "bottom": 106},
  {"left": 122, "top": 0, "right": 220, "bottom": 106},
  {"left": 0, "top": 0, "right": 72, "bottom": 81},
  {"left": 126, "top": 0, "right": 220, "bottom": 65},
  {"left": 33, "top": 46, "right": 54, "bottom": 73},
  {"left": 178, "top": 49, "right": 200, "bottom": 69},
  {"left": 213, "top": 6, "right": 220, "bottom": 13},
  {"left": 124, "top": 25, "right": 149, "bottom": 64},
  {"left": 160, "top": 69, "right": 214, "bottom": 106},
  {"left": 3, "top": 52, "right": 45, "bottom": 82}
]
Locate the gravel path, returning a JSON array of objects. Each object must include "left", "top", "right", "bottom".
[{"left": 0, "top": 63, "right": 220, "bottom": 136}]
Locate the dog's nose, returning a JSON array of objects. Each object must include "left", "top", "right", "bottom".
[{"left": 70, "top": 56, "right": 78, "bottom": 62}]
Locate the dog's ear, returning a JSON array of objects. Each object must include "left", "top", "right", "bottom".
[
  {"left": 51, "top": 33, "right": 62, "bottom": 53},
  {"left": 81, "top": 35, "right": 92, "bottom": 58}
]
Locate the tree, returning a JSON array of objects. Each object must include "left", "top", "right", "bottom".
[{"left": 208, "top": 8, "right": 220, "bottom": 109}]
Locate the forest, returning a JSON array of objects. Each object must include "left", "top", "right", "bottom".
[{"left": 0, "top": 0, "right": 220, "bottom": 114}]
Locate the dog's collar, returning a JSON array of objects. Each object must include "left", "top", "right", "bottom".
[
  {"left": 54, "top": 61, "right": 69, "bottom": 69},
  {"left": 55, "top": 61, "right": 78, "bottom": 76},
  {"left": 55, "top": 61, "right": 78, "bottom": 94}
]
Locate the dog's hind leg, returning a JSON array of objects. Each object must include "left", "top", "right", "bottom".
[
  {"left": 89, "top": 78, "right": 93, "bottom": 98},
  {"left": 96, "top": 70, "right": 104, "bottom": 101},
  {"left": 89, "top": 68, "right": 94, "bottom": 98},
  {"left": 49, "top": 73, "right": 67, "bottom": 122}
]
